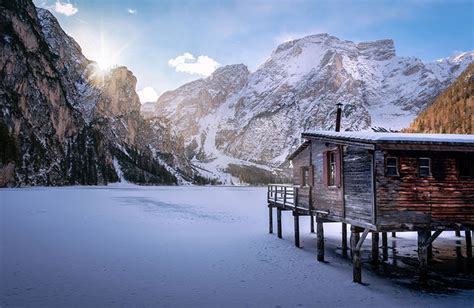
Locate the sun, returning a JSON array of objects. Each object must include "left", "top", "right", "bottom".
[{"left": 96, "top": 56, "right": 113, "bottom": 71}]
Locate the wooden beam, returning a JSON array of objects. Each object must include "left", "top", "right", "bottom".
[
  {"left": 268, "top": 205, "right": 273, "bottom": 234},
  {"left": 294, "top": 211, "right": 300, "bottom": 248},
  {"left": 391, "top": 232, "right": 396, "bottom": 238},
  {"left": 342, "top": 223, "right": 348, "bottom": 258},
  {"left": 317, "top": 220, "right": 324, "bottom": 262},
  {"left": 417, "top": 230, "right": 431, "bottom": 276},
  {"left": 277, "top": 208, "right": 282, "bottom": 239},
  {"left": 371, "top": 232, "right": 379, "bottom": 264},
  {"left": 466, "top": 229, "right": 472, "bottom": 259},
  {"left": 352, "top": 228, "right": 370, "bottom": 283},
  {"left": 382, "top": 232, "right": 388, "bottom": 261},
  {"left": 310, "top": 214, "right": 315, "bottom": 233},
  {"left": 455, "top": 229, "right": 461, "bottom": 237}
]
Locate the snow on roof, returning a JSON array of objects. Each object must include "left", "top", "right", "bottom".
[{"left": 302, "top": 131, "right": 474, "bottom": 145}]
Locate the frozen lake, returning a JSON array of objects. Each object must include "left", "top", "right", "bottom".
[{"left": 1, "top": 186, "right": 473, "bottom": 307}]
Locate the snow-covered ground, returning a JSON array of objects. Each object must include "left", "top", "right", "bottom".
[{"left": 1, "top": 186, "right": 473, "bottom": 307}]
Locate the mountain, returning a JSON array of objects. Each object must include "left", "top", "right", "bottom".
[
  {"left": 0, "top": 0, "right": 193, "bottom": 187},
  {"left": 404, "top": 63, "right": 474, "bottom": 134},
  {"left": 154, "top": 34, "right": 473, "bottom": 182}
]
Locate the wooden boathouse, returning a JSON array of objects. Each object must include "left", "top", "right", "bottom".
[{"left": 267, "top": 130, "right": 474, "bottom": 283}]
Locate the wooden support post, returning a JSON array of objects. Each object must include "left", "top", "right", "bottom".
[
  {"left": 350, "top": 227, "right": 360, "bottom": 260},
  {"left": 317, "top": 219, "right": 324, "bottom": 262},
  {"left": 342, "top": 223, "right": 348, "bottom": 258},
  {"left": 268, "top": 205, "right": 273, "bottom": 234},
  {"left": 310, "top": 214, "right": 315, "bottom": 233},
  {"left": 277, "top": 208, "right": 282, "bottom": 239},
  {"left": 382, "top": 232, "right": 388, "bottom": 261},
  {"left": 455, "top": 229, "right": 461, "bottom": 237},
  {"left": 293, "top": 212, "right": 300, "bottom": 248},
  {"left": 391, "top": 232, "right": 396, "bottom": 238},
  {"left": 371, "top": 232, "right": 379, "bottom": 264},
  {"left": 428, "top": 232, "right": 433, "bottom": 263},
  {"left": 417, "top": 231, "right": 430, "bottom": 276},
  {"left": 466, "top": 229, "right": 472, "bottom": 259},
  {"left": 352, "top": 227, "right": 370, "bottom": 283}
]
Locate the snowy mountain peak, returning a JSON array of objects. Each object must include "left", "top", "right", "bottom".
[{"left": 154, "top": 33, "right": 473, "bottom": 181}]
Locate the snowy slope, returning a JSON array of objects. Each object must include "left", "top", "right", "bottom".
[{"left": 155, "top": 33, "right": 473, "bottom": 172}]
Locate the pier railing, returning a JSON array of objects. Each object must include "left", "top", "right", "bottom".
[{"left": 267, "top": 184, "right": 296, "bottom": 208}]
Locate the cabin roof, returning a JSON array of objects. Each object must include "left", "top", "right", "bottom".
[
  {"left": 288, "top": 131, "right": 474, "bottom": 160},
  {"left": 301, "top": 131, "right": 474, "bottom": 146}
]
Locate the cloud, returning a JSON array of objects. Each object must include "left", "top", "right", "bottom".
[
  {"left": 168, "top": 52, "right": 220, "bottom": 76},
  {"left": 54, "top": 1, "right": 78, "bottom": 16},
  {"left": 127, "top": 8, "right": 137, "bottom": 15},
  {"left": 137, "top": 86, "right": 159, "bottom": 103}
]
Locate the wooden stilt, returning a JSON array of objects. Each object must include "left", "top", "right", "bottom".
[
  {"left": 418, "top": 230, "right": 431, "bottom": 276},
  {"left": 342, "top": 223, "right": 348, "bottom": 258},
  {"left": 352, "top": 227, "right": 369, "bottom": 283},
  {"left": 371, "top": 232, "right": 379, "bottom": 264},
  {"left": 427, "top": 231, "right": 433, "bottom": 263},
  {"left": 455, "top": 229, "right": 461, "bottom": 237},
  {"left": 268, "top": 205, "right": 273, "bottom": 234},
  {"left": 350, "top": 227, "right": 360, "bottom": 260},
  {"left": 391, "top": 232, "right": 396, "bottom": 238},
  {"left": 277, "top": 208, "right": 282, "bottom": 239},
  {"left": 382, "top": 232, "right": 388, "bottom": 261},
  {"left": 293, "top": 212, "right": 300, "bottom": 248},
  {"left": 310, "top": 214, "right": 315, "bottom": 233},
  {"left": 466, "top": 229, "right": 472, "bottom": 259},
  {"left": 317, "top": 219, "right": 324, "bottom": 261}
]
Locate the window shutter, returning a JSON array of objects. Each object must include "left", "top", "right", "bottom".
[
  {"left": 309, "top": 165, "right": 314, "bottom": 187},
  {"left": 322, "top": 152, "right": 328, "bottom": 186},
  {"left": 335, "top": 147, "right": 342, "bottom": 187},
  {"left": 299, "top": 167, "right": 304, "bottom": 186}
]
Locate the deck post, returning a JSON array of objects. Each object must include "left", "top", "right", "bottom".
[
  {"left": 466, "top": 228, "right": 472, "bottom": 259},
  {"left": 417, "top": 230, "right": 431, "bottom": 276},
  {"left": 352, "top": 227, "right": 369, "bottom": 283},
  {"left": 268, "top": 205, "right": 273, "bottom": 234},
  {"left": 342, "top": 223, "right": 348, "bottom": 258},
  {"left": 371, "top": 232, "right": 379, "bottom": 264},
  {"left": 455, "top": 229, "right": 461, "bottom": 237},
  {"left": 350, "top": 227, "right": 360, "bottom": 260},
  {"left": 391, "top": 232, "right": 396, "bottom": 238},
  {"left": 277, "top": 208, "right": 282, "bottom": 239},
  {"left": 293, "top": 211, "right": 300, "bottom": 248},
  {"left": 382, "top": 232, "right": 388, "bottom": 261},
  {"left": 317, "top": 218, "right": 324, "bottom": 261},
  {"left": 310, "top": 214, "right": 315, "bottom": 233}
]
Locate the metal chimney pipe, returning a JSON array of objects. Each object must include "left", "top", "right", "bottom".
[{"left": 335, "top": 103, "right": 343, "bottom": 132}]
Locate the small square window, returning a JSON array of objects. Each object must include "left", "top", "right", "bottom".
[
  {"left": 419, "top": 158, "right": 431, "bottom": 177},
  {"left": 386, "top": 157, "right": 398, "bottom": 176}
]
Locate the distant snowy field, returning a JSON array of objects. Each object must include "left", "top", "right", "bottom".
[{"left": 1, "top": 186, "right": 473, "bottom": 307}]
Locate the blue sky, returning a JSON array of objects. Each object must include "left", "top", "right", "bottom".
[{"left": 35, "top": 0, "right": 474, "bottom": 102}]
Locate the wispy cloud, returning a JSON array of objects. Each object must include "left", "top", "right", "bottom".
[
  {"left": 54, "top": 1, "right": 78, "bottom": 16},
  {"left": 127, "top": 8, "right": 137, "bottom": 15},
  {"left": 137, "top": 86, "right": 158, "bottom": 103},
  {"left": 168, "top": 53, "right": 220, "bottom": 77}
]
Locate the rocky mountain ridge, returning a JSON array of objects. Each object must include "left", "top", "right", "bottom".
[{"left": 0, "top": 0, "right": 194, "bottom": 186}]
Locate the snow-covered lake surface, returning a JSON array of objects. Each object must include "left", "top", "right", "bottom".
[{"left": 1, "top": 186, "right": 473, "bottom": 307}]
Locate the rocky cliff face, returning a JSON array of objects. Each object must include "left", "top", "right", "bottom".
[
  {"left": 0, "top": 0, "right": 192, "bottom": 186},
  {"left": 155, "top": 33, "right": 473, "bottom": 181}
]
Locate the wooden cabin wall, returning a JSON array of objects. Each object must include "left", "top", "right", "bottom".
[
  {"left": 312, "top": 142, "right": 343, "bottom": 217},
  {"left": 375, "top": 150, "right": 474, "bottom": 229},
  {"left": 292, "top": 146, "right": 311, "bottom": 209},
  {"left": 343, "top": 146, "right": 374, "bottom": 224}
]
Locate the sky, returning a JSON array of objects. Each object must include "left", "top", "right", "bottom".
[{"left": 34, "top": 0, "right": 474, "bottom": 103}]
